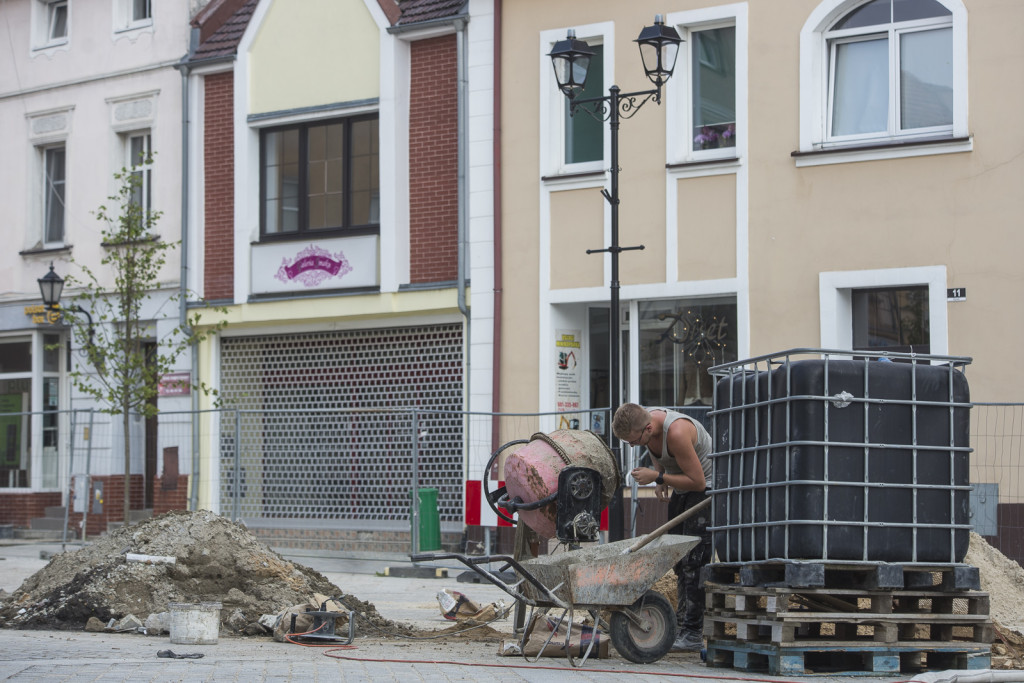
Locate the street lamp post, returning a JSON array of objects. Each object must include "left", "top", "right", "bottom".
[{"left": 549, "top": 16, "right": 682, "bottom": 541}]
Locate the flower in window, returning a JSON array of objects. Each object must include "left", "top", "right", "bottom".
[{"left": 694, "top": 126, "right": 719, "bottom": 149}]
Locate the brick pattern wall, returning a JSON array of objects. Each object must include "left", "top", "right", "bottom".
[
  {"left": 0, "top": 492, "right": 61, "bottom": 527},
  {"left": 153, "top": 476, "right": 190, "bottom": 516},
  {"left": 408, "top": 35, "right": 459, "bottom": 284},
  {"left": 204, "top": 71, "right": 235, "bottom": 300},
  {"left": 43, "top": 475, "right": 146, "bottom": 537}
]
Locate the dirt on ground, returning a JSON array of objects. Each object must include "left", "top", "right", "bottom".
[{"left": 0, "top": 510, "right": 420, "bottom": 639}]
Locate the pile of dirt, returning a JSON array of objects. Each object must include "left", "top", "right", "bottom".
[{"left": 0, "top": 509, "right": 411, "bottom": 638}]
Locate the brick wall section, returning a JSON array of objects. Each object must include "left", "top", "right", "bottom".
[
  {"left": 0, "top": 492, "right": 61, "bottom": 527},
  {"left": 203, "top": 71, "right": 235, "bottom": 300},
  {"left": 153, "top": 475, "right": 190, "bottom": 516},
  {"left": 64, "top": 475, "right": 146, "bottom": 537},
  {"left": 408, "top": 35, "right": 459, "bottom": 284}
]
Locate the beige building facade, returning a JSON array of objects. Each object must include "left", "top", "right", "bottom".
[{"left": 492, "top": 0, "right": 1022, "bottom": 533}]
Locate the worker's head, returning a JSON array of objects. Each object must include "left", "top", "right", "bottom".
[{"left": 612, "top": 403, "right": 650, "bottom": 443}]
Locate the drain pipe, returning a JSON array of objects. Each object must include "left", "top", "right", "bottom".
[
  {"left": 175, "top": 31, "right": 200, "bottom": 511},
  {"left": 490, "top": 0, "right": 503, "bottom": 447},
  {"left": 456, "top": 15, "right": 469, "bottom": 394}
]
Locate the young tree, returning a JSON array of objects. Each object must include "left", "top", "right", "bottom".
[{"left": 60, "top": 160, "right": 226, "bottom": 523}]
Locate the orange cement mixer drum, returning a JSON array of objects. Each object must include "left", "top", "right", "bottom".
[{"left": 503, "top": 430, "right": 620, "bottom": 539}]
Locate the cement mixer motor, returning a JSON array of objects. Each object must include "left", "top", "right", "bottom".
[{"left": 483, "top": 430, "right": 621, "bottom": 545}]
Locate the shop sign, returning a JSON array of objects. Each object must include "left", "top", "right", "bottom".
[
  {"left": 250, "top": 235, "right": 378, "bottom": 295},
  {"left": 24, "top": 304, "right": 61, "bottom": 324},
  {"left": 158, "top": 372, "right": 191, "bottom": 397}
]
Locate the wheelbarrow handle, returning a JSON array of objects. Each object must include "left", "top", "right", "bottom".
[{"left": 623, "top": 497, "right": 711, "bottom": 555}]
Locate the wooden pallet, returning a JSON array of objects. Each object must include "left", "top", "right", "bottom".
[
  {"left": 703, "top": 560, "right": 981, "bottom": 591},
  {"left": 705, "top": 583, "right": 994, "bottom": 645},
  {"left": 706, "top": 639, "right": 992, "bottom": 676}
]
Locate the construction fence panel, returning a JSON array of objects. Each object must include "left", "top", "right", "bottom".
[
  {"left": 970, "top": 403, "right": 1024, "bottom": 566},
  {"left": 217, "top": 408, "right": 609, "bottom": 527},
  {"left": 44, "top": 401, "right": 1023, "bottom": 564}
]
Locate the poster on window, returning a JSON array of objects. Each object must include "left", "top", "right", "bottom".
[{"left": 555, "top": 330, "right": 582, "bottom": 429}]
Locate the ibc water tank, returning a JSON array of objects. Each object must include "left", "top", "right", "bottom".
[{"left": 710, "top": 350, "right": 972, "bottom": 564}]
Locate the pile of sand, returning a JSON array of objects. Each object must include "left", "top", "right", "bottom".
[
  {"left": 0, "top": 509, "right": 408, "bottom": 637},
  {"left": 965, "top": 532, "right": 1024, "bottom": 633}
]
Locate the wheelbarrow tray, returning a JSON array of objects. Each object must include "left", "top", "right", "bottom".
[{"left": 519, "top": 535, "right": 699, "bottom": 607}]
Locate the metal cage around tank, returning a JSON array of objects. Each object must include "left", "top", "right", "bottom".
[{"left": 707, "top": 348, "right": 973, "bottom": 565}]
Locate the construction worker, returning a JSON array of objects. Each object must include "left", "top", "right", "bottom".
[{"left": 612, "top": 403, "right": 712, "bottom": 653}]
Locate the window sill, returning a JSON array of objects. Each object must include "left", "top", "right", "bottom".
[
  {"left": 540, "top": 169, "right": 605, "bottom": 190},
  {"left": 667, "top": 156, "right": 741, "bottom": 175},
  {"left": 253, "top": 226, "right": 380, "bottom": 244},
  {"left": 101, "top": 234, "right": 159, "bottom": 248},
  {"left": 20, "top": 244, "right": 72, "bottom": 257},
  {"left": 792, "top": 136, "right": 972, "bottom": 167}
]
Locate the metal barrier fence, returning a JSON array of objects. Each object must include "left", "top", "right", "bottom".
[{"left": 2, "top": 402, "right": 1021, "bottom": 564}]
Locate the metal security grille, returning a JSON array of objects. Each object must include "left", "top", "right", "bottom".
[{"left": 219, "top": 324, "right": 464, "bottom": 524}]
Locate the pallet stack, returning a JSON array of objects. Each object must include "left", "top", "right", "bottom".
[{"left": 702, "top": 560, "right": 993, "bottom": 676}]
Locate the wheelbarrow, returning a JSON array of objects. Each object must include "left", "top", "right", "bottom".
[{"left": 411, "top": 498, "right": 709, "bottom": 667}]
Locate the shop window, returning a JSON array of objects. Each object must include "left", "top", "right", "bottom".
[{"left": 0, "top": 378, "right": 30, "bottom": 488}]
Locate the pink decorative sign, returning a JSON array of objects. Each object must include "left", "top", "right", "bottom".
[
  {"left": 274, "top": 244, "right": 354, "bottom": 287},
  {"left": 158, "top": 372, "right": 191, "bottom": 397}
]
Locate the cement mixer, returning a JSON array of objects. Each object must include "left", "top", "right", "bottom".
[
  {"left": 414, "top": 428, "right": 702, "bottom": 666},
  {"left": 483, "top": 429, "right": 620, "bottom": 543}
]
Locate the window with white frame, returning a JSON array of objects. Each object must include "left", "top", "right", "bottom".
[
  {"left": 564, "top": 43, "right": 604, "bottom": 166},
  {"left": 819, "top": 266, "right": 948, "bottom": 355},
  {"left": 42, "top": 145, "right": 66, "bottom": 246},
  {"left": 34, "top": 0, "right": 68, "bottom": 49},
  {"left": 666, "top": 5, "right": 745, "bottom": 163},
  {"left": 852, "top": 285, "right": 930, "bottom": 354},
  {"left": 127, "top": 132, "right": 152, "bottom": 216},
  {"left": 115, "top": 0, "right": 151, "bottom": 31},
  {"left": 689, "top": 25, "right": 736, "bottom": 155},
  {"left": 541, "top": 23, "right": 612, "bottom": 177},
  {"left": 800, "top": 0, "right": 967, "bottom": 154}
]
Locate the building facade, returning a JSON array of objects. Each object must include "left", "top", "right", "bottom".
[
  {"left": 183, "top": 0, "right": 497, "bottom": 548},
  {"left": 0, "top": 0, "right": 208, "bottom": 531},
  {"left": 492, "top": 0, "right": 1022, "bottom": 555}
]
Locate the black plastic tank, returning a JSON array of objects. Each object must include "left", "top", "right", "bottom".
[{"left": 709, "top": 349, "right": 972, "bottom": 564}]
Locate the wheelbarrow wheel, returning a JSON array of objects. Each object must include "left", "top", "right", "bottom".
[{"left": 608, "top": 590, "right": 675, "bottom": 664}]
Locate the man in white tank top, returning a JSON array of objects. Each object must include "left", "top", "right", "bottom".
[{"left": 612, "top": 403, "right": 712, "bottom": 653}]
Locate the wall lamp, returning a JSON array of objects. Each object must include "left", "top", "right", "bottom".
[{"left": 38, "top": 263, "right": 95, "bottom": 350}]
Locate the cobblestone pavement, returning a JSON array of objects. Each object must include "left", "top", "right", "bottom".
[{"left": 0, "top": 541, "right": 916, "bottom": 682}]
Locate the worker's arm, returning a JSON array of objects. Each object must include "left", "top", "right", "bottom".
[{"left": 661, "top": 419, "right": 706, "bottom": 493}]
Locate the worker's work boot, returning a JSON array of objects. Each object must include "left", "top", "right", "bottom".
[{"left": 671, "top": 629, "right": 703, "bottom": 652}]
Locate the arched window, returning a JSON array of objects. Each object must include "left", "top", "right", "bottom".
[
  {"left": 829, "top": 0, "right": 951, "bottom": 140},
  {"left": 799, "top": 0, "right": 968, "bottom": 158}
]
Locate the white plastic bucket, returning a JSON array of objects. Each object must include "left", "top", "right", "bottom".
[{"left": 168, "top": 602, "right": 222, "bottom": 645}]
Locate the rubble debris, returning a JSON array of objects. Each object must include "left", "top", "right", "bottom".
[{"left": 0, "top": 509, "right": 411, "bottom": 638}]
